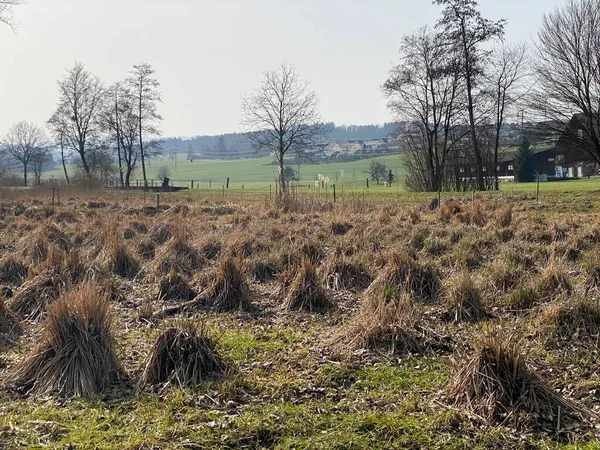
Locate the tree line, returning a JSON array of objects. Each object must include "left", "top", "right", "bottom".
[
  {"left": 384, "top": 0, "right": 600, "bottom": 192},
  {"left": 1, "top": 62, "right": 162, "bottom": 187}
]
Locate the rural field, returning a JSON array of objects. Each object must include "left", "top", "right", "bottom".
[
  {"left": 0, "top": 184, "right": 599, "bottom": 449},
  {"left": 47, "top": 154, "right": 407, "bottom": 192}
]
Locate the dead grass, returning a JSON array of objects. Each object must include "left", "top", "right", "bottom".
[
  {"left": 495, "top": 205, "right": 513, "bottom": 228},
  {"left": 444, "top": 273, "right": 490, "bottom": 323},
  {"left": 0, "top": 297, "right": 23, "bottom": 345},
  {"left": 446, "top": 332, "right": 584, "bottom": 430},
  {"left": 10, "top": 282, "right": 124, "bottom": 397},
  {"left": 200, "top": 257, "right": 251, "bottom": 312},
  {"left": 0, "top": 256, "right": 28, "bottom": 285},
  {"left": 365, "top": 252, "right": 440, "bottom": 302},
  {"left": 141, "top": 321, "right": 229, "bottom": 388},
  {"left": 323, "top": 257, "right": 373, "bottom": 292},
  {"left": 536, "top": 262, "right": 572, "bottom": 300},
  {"left": 283, "top": 257, "right": 333, "bottom": 313},
  {"left": 157, "top": 267, "right": 197, "bottom": 302},
  {"left": 334, "top": 287, "right": 447, "bottom": 355},
  {"left": 537, "top": 296, "right": 600, "bottom": 341},
  {"left": 8, "top": 270, "right": 69, "bottom": 321}
]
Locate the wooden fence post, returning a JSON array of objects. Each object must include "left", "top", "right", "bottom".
[
  {"left": 156, "top": 194, "right": 160, "bottom": 210},
  {"left": 226, "top": 178, "right": 230, "bottom": 189},
  {"left": 333, "top": 184, "right": 336, "bottom": 203}
]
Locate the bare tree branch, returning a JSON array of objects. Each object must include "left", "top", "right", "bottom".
[{"left": 0, "top": 0, "right": 24, "bottom": 30}]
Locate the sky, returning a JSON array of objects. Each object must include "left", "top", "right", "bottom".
[{"left": 0, "top": 0, "right": 566, "bottom": 138}]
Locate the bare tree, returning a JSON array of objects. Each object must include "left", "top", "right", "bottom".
[
  {"left": 48, "top": 62, "right": 105, "bottom": 178},
  {"left": 103, "top": 83, "right": 141, "bottom": 188},
  {"left": 434, "top": 0, "right": 505, "bottom": 191},
  {"left": 1, "top": 121, "right": 47, "bottom": 186},
  {"left": 30, "top": 146, "right": 53, "bottom": 186},
  {"left": 128, "top": 63, "right": 162, "bottom": 188},
  {"left": 0, "top": 0, "right": 24, "bottom": 29},
  {"left": 532, "top": 0, "right": 600, "bottom": 165},
  {"left": 488, "top": 43, "right": 529, "bottom": 189},
  {"left": 241, "top": 62, "right": 329, "bottom": 195},
  {"left": 384, "top": 27, "right": 462, "bottom": 192}
]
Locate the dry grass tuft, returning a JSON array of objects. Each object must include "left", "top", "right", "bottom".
[
  {"left": 200, "top": 257, "right": 251, "bottom": 312},
  {"left": 495, "top": 205, "right": 513, "bottom": 228},
  {"left": 439, "top": 199, "right": 462, "bottom": 222},
  {"left": 457, "top": 202, "right": 486, "bottom": 226},
  {"left": 323, "top": 257, "right": 373, "bottom": 292},
  {"left": 283, "top": 257, "right": 333, "bottom": 313},
  {"left": 107, "top": 238, "right": 140, "bottom": 279},
  {"left": 537, "top": 296, "right": 600, "bottom": 341},
  {"left": 446, "top": 332, "right": 584, "bottom": 429},
  {"left": 333, "top": 288, "right": 447, "bottom": 355},
  {"left": 0, "top": 297, "right": 23, "bottom": 346},
  {"left": 8, "top": 271, "right": 69, "bottom": 321},
  {"left": 157, "top": 267, "right": 197, "bottom": 302},
  {"left": 583, "top": 252, "right": 600, "bottom": 292},
  {"left": 330, "top": 222, "right": 353, "bottom": 236},
  {"left": 156, "top": 236, "right": 203, "bottom": 277},
  {"left": 444, "top": 273, "right": 490, "bottom": 323},
  {"left": 141, "top": 321, "right": 229, "bottom": 388},
  {"left": 10, "top": 282, "right": 124, "bottom": 397},
  {"left": 537, "top": 262, "right": 572, "bottom": 300},
  {"left": 366, "top": 252, "right": 440, "bottom": 302},
  {"left": 0, "top": 256, "right": 28, "bottom": 285}
]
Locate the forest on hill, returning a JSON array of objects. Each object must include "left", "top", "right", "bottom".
[{"left": 161, "top": 123, "right": 398, "bottom": 160}]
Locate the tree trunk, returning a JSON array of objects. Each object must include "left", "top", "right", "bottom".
[
  {"left": 138, "top": 88, "right": 148, "bottom": 189},
  {"left": 60, "top": 135, "right": 70, "bottom": 184},
  {"left": 115, "top": 96, "right": 125, "bottom": 188},
  {"left": 278, "top": 155, "right": 286, "bottom": 196},
  {"left": 461, "top": 25, "right": 485, "bottom": 191}
]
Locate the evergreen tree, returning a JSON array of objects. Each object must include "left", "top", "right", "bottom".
[{"left": 514, "top": 136, "right": 536, "bottom": 182}]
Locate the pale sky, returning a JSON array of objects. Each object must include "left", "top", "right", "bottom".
[{"left": 0, "top": 0, "right": 565, "bottom": 137}]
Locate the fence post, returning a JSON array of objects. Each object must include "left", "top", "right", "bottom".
[
  {"left": 156, "top": 194, "right": 160, "bottom": 210},
  {"left": 191, "top": 180, "right": 194, "bottom": 190},
  {"left": 226, "top": 178, "right": 230, "bottom": 189},
  {"left": 333, "top": 184, "right": 336, "bottom": 203},
  {"left": 366, "top": 178, "right": 369, "bottom": 189},
  {"left": 52, "top": 187, "right": 55, "bottom": 205}
]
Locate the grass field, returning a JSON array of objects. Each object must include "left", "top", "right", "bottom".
[
  {"left": 0, "top": 186, "right": 599, "bottom": 448},
  {"left": 47, "top": 154, "right": 407, "bottom": 190}
]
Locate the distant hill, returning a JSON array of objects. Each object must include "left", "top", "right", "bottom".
[{"left": 161, "top": 123, "right": 398, "bottom": 160}]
